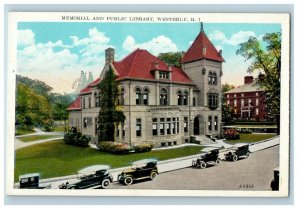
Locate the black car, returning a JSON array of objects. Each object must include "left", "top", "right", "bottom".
[
  {"left": 118, "top": 159, "right": 158, "bottom": 185},
  {"left": 192, "top": 147, "right": 221, "bottom": 169},
  {"left": 270, "top": 167, "right": 279, "bottom": 191},
  {"left": 59, "top": 165, "right": 113, "bottom": 189},
  {"left": 19, "top": 173, "right": 51, "bottom": 189},
  {"left": 224, "top": 143, "right": 251, "bottom": 161}
]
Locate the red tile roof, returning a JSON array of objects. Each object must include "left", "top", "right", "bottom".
[
  {"left": 182, "top": 31, "right": 225, "bottom": 63},
  {"left": 79, "top": 77, "right": 101, "bottom": 94},
  {"left": 112, "top": 49, "right": 192, "bottom": 84},
  {"left": 67, "top": 97, "right": 81, "bottom": 111}
]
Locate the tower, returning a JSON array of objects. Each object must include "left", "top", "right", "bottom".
[{"left": 182, "top": 23, "right": 224, "bottom": 109}]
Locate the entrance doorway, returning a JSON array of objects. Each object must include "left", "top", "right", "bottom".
[{"left": 194, "top": 115, "right": 205, "bottom": 135}]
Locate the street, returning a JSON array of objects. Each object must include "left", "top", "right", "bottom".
[{"left": 108, "top": 145, "right": 279, "bottom": 191}]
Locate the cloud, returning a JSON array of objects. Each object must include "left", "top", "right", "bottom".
[
  {"left": 209, "top": 30, "right": 257, "bottom": 46},
  {"left": 18, "top": 29, "right": 35, "bottom": 47},
  {"left": 17, "top": 28, "right": 111, "bottom": 93},
  {"left": 122, "top": 35, "right": 178, "bottom": 55}
]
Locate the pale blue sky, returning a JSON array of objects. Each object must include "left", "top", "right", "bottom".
[{"left": 17, "top": 22, "right": 281, "bottom": 93}]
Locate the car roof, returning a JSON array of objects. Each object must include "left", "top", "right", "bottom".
[
  {"left": 19, "top": 173, "right": 40, "bottom": 180},
  {"left": 132, "top": 159, "right": 157, "bottom": 165},
  {"left": 201, "top": 147, "right": 219, "bottom": 153},
  {"left": 78, "top": 165, "right": 110, "bottom": 174}
]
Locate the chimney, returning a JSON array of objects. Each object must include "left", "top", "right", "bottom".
[
  {"left": 244, "top": 76, "right": 254, "bottom": 84},
  {"left": 219, "top": 49, "right": 222, "bottom": 56},
  {"left": 168, "top": 65, "right": 172, "bottom": 80},
  {"left": 105, "top": 47, "right": 115, "bottom": 65}
]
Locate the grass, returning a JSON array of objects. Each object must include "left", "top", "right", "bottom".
[
  {"left": 15, "top": 129, "right": 35, "bottom": 136},
  {"left": 226, "top": 133, "right": 276, "bottom": 144},
  {"left": 17, "top": 135, "right": 60, "bottom": 142},
  {"left": 14, "top": 140, "right": 203, "bottom": 182},
  {"left": 53, "top": 126, "right": 67, "bottom": 132}
]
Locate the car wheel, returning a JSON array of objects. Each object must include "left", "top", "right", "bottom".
[
  {"left": 101, "top": 179, "right": 111, "bottom": 189},
  {"left": 215, "top": 158, "right": 221, "bottom": 165},
  {"left": 192, "top": 161, "right": 197, "bottom": 167},
  {"left": 200, "top": 161, "right": 207, "bottom": 169},
  {"left": 233, "top": 155, "right": 238, "bottom": 162},
  {"left": 150, "top": 172, "right": 158, "bottom": 180},
  {"left": 246, "top": 152, "right": 251, "bottom": 158},
  {"left": 124, "top": 176, "right": 133, "bottom": 185}
]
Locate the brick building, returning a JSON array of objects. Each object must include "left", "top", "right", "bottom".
[
  {"left": 224, "top": 75, "right": 267, "bottom": 121},
  {"left": 67, "top": 24, "right": 225, "bottom": 147}
]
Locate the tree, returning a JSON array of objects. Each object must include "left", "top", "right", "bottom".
[
  {"left": 97, "top": 66, "right": 125, "bottom": 142},
  {"left": 157, "top": 52, "right": 184, "bottom": 68},
  {"left": 221, "top": 83, "right": 235, "bottom": 125},
  {"left": 237, "top": 32, "right": 281, "bottom": 134}
]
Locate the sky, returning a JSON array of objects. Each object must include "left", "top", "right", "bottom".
[{"left": 17, "top": 22, "right": 281, "bottom": 94}]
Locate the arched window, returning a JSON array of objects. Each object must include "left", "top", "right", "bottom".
[
  {"left": 183, "top": 91, "right": 189, "bottom": 105},
  {"left": 143, "top": 88, "right": 149, "bottom": 105},
  {"left": 160, "top": 88, "right": 168, "bottom": 106},
  {"left": 135, "top": 87, "right": 142, "bottom": 105},
  {"left": 177, "top": 90, "right": 182, "bottom": 105},
  {"left": 212, "top": 72, "right": 217, "bottom": 85},
  {"left": 120, "top": 88, "right": 125, "bottom": 105}
]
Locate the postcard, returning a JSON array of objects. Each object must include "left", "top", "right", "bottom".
[{"left": 6, "top": 12, "right": 290, "bottom": 197}]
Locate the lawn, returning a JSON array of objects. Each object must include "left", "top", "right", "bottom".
[
  {"left": 225, "top": 133, "right": 276, "bottom": 144},
  {"left": 17, "top": 135, "right": 60, "bottom": 142},
  {"left": 53, "top": 126, "right": 67, "bottom": 132},
  {"left": 14, "top": 140, "right": 202, "bottom": 182},
  {"left": 15, "top": 129, "right": 35, "bottom": 136}
]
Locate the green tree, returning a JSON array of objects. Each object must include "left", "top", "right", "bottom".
[
  {"left": 16, "top": 83, "right": 53, "bottom": 129},
  {"left": 97, "top": 67, "right": 125, "bottom": 142},
  {"left": 221, "top": 83, "right": 235, "bottom": 125},
  {"left": 237, "top": 32, "right": 281, "bottom": 134},
  {"left": 157, "top": 52, "right": 184, "bottom": 68}
]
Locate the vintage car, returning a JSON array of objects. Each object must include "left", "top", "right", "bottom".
[
  {"left": 224, "top": 143, "right": 251, "bottom": 161},
  {"left": 19, "top": 173, "right": 51, "bottom": 189},
  {"left": 58, "top": 165, "right": 113, "bottom": 189},
  {"left": 270, "top": 167, "right": 279, "bottom": 191},
  {"left": 192, "top": 147, "right": 221, "bottom": 169},
  {"left": 118, "top": 159, "right": 158, "bottom": 185}
]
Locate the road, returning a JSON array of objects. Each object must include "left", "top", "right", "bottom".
[{"left": 108, "top": 145, "right": 279, "bottom": 191}]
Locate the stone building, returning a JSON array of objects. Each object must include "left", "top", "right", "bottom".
[
  {"left": 67, "top": 24, "right": 225, "bottom": 147},
  {"left": 224, "top": 75, "right": 267, "bottom": 121}
]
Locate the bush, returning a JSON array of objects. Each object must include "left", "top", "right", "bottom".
[
  {"left": 132, "top": 143, "right": 153, "bottom": 153},
  {"left": 63, "top": 128, "right": 91, "bottom": 147},
  {"left": 224, "top": 128, "right": 240, "bottom": 140},
  {"left": 97, "top": 141, "right": 131, "bottom": 154},
  {"left": 44, "top": 126, "right": 54, "bottom": 132}
]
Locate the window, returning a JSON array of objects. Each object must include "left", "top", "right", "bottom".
[
  {"left": 226, "top": 95, "right": 229, "bottom": 98},
  {"left": 234, "top": 99, "right": 237, "bottom": 107},
  {"left": 193, "top": 97, "right": 196, "bottom": 106},
  {"left": 116, "top": 122, "right": 119, "bottom": 137},
  {"left": 94, "top": 92, "right": 99, "bottom": 107},
  {"left": 88, "top": 97, "right": 91, "bottom": 108},
  {"left": 208, "top": 116, "right": 212, "bottom": 131},
  {"left": 152, "top": 118, "right": 158, "bottom": 135},
  {"left": 248, "top": 99, "right": 252, "bottom": 106},
  {"left": 95, "top": 118, "right": 98, "bottom": 134},
  {"left": 135, "top": 88, "right": 142, "bottom": 105},
  {"left": 256, "top": 108, "right": 259, "bottom": 115},
  {"left": 184, "top": 117, "right": 188, "bottom": 133},
  {"left": 234, "top": 94, "right": 236, "bottom": 98},
  {"left": 83, "top": 117, "right": 92, "bottom": 128},
  {"left": 159, "top": 72, "right": 169, "bottom": 79},
  {"left": 143, "top": 88, "right": 149, "bottom": 105},
  {"left": 256, "top": 98, "right": 259, "bottom": 106},
  {"left": 227, "top": 100, "right": 230, "bottom": 105},
  {"left": 160, "top": 88, "right": 168, "bottom": 106},
  {"left": 208, "top": 71, "right": 217, "bottom": 85},
  {"left": 120, "top": 88, "right": 125, "bottom": 105},
  {"left": 160, "top": 118, "right": 165, "bottom": 135},
  {"left": 176, "top": 117, "right": 180, "bottom": 134},
  {"left": 256, "top": 92, "right": 259, "bottom": 96},
  {"left": 207, "top": 93, "right": 219, "bottom": 110},
  {"left": 177, "top": 91, "right": 182, "bottom": 105},
  {"left": 183, "top": 91, "right": 188, "bottom": 105},
  {"left": 136, "top": 118, "right": 142, "bottom": 137},
  {"left": 82, "top": 98, "right": 86, "bottom": 109},
  {"left": 172, "top": 118, "right": 176, "bottom": 134},
  {"left": 241, "top": 99, "right": 244, "bottom": 107},
  {"left": 166, "top": 118, "right": 171, "bottom": 135},
  {"left": 121, "top": 122, "right": 125, "bottom": 137},
  {"left": 241, "top": 93, "right": 244, "bottom": 97},
  {"left": 214, "top": 116, "right": 218, "bottom": 131}
]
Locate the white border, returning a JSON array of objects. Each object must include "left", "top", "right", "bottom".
[{"left": 6, "top": 12, "right": 290, "bottom": 197}]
